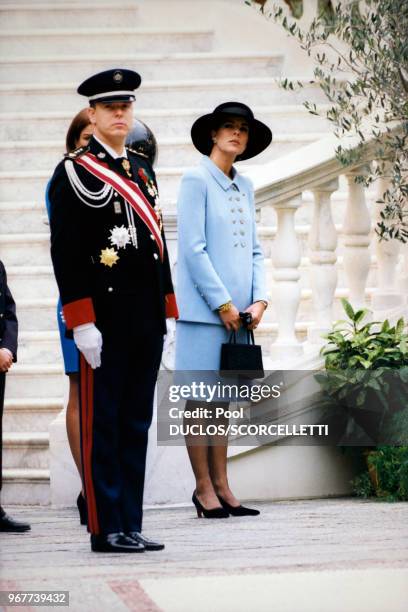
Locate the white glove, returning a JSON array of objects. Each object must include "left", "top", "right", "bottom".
[{"left": 73, "top": 323, "right": 103, "bottom": 369}]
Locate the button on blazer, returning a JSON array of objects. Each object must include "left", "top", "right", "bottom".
[{"left": 176, "top": 156, "right": 267, "bottom": 325}]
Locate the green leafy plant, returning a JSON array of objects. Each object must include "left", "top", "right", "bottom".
[
  {"left": 245, "top": 0, "right": 408, "bottom": 241},
  {"left": 317, "top": 299, "right": 408, "bottom": 500},
  {"left": 316, "top": 299, "right": 408, "bottom": 443},
  {"left": 321, "top": 298, "right": 408, "bottom": 370},
  {"left": 352, "top": 445, "right": 408, "bottom": 501},
  {"left": 351, "top": 470, "right": 375, "bottom": 498}
]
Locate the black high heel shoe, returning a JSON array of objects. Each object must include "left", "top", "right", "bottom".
[
  {"left": 217, "top": 495, "right": 260, "bottom": 516},
  {"left": 76, "top": 492, "right": 87, "bottom": 526},
  {"left": 192, "top": 491, "right": 229, "bottom": 519}
]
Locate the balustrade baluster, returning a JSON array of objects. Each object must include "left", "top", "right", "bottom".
[
  {"left": 270, "top": 195, "right": 303, "bottom": 358},
  {"left": 342, "top": 166, "right": 371, "bottom": 309},
  {"left": 372, "top": 166, "right": 403, "bottom": 313},
  {"left": 308, "top": 179, "right": 339, "bottom": 343},
  {"left": 398, "top": 243, "right": 408, "bottom": 300}
]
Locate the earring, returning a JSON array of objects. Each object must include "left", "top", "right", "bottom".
[{"left": 212, "top": 138, "right": 217, "bottom": 143}]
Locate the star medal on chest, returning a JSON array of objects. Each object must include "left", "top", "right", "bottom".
[
  {"left": 100, "top": 226, "right": 133, "bottom": 266},
  {"left": 109, "top": 225, "right": 131, "bottom": 249},
  {"left": 100, "top": 247, "right": 119, "bottom": 268},
  {"left": 121, "top": 158, "right": 132, "bottom": 178}
]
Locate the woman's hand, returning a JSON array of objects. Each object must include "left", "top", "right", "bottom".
[
  {"left": 244, "top": 302, "right": 266, "bottom": 330},
  {"left": 219, "top": 303, "right": 241, "bottom": 331}
]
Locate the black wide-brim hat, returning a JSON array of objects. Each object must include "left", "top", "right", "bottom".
[
  {"left": 191, "top": 101, "right": 273, "bottom": 161},
  {"left": 77, "top": 68, "right": 141, "bottom": 104}
]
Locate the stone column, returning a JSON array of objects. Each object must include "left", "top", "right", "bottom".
[
  {"left": 257, "top": 205, "right": 275, "bottom": 325},
  {"left": 342, "top": 166, "right": 371, "bottom": 309},
  {"left": 270, "top": 195, "right": 303, "bottom": 359},
  {"left": 398, "top": 242, "right": 408, "bottom": 299},
  {"left": 308, "top": 178, "right": 339, "bottom": 344},
  {"left": 372, "top": 166, "right": 403, "bottom": 312}
]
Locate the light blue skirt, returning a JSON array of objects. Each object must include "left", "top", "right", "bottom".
[{"left": 175, "top": 321, "right": 248, "bottom": 371}]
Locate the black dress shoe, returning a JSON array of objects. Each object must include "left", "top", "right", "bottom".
[
  {"left": 127, "top": 531, "right": 165, "bottom": 551},
  {"left": 90, "top": 532, "right": 145, "bottom": 553},
  {"left": 0, "top": 509, "right": 31, "bottom": 532},
  {"left": 217, "top": 495, "right": 260, "bottom": 516}
]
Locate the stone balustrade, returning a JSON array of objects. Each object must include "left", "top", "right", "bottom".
[{"left": 247, "top": 133, "right": 407, "bottom": 362}]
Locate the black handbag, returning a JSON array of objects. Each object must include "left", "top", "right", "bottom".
[{"left": 220, "top": 314, "right": 264, "bottom": 379}]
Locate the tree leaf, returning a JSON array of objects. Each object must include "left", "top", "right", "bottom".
[{"left": 341, "top": 298, "right": 355, "bottom": 321}]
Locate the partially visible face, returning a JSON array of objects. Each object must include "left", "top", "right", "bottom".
[
  {"left": 88, "top": 101, "right": 133, "bottom": 142},
  {"left": 211, "top": 116, "right": 249, "bottom": 158},
  {"left": 76, "top": 124, "right": 93, "bottom": 149}
]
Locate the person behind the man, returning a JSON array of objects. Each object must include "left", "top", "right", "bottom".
[
  {"left": 0, "top": 260, "right": 30, "bottom": 533},
  {"left": 48, "top": 69, "right": 178, "bottom": 553}
]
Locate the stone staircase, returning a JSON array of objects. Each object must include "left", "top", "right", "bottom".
[{"left": 0, "top": 0, "right": 344, "bottom": 505}]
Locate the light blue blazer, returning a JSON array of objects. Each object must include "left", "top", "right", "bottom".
[{"left": 176, "top": 155, "right": 267, "bottom": 325}]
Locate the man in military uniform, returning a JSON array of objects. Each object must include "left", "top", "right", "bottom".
[
  {"left": 0, "top": 260, "right": 31, "bottom": 532},
  {"left": 48, "top": 69, "right": 178, "bottom": 553}
]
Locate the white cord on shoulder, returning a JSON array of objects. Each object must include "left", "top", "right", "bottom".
[{"left": 65, "top": 160, "right": 114, "bottom": 208}]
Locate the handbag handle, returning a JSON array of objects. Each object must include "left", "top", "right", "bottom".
[
  {"left": 228, "top": 329, "right": 255, "bottom": 345},
  {"left": 229, "top": 330, "right": 237, "bottom": 344},
  {"left": 240, "top": 311, "right": 255, "bottom": 344},
  {"left": 229, "top": 312, "right": 256, "bottom": 344}
]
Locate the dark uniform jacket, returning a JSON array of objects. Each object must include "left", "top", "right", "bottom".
[
  {"left": 48, "top": 136, "right": 178, "bottom": 337},
  {"left": 0, "top": 261, "right": 18, "bottom": 361}
]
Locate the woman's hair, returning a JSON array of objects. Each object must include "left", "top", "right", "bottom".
[{"left": 65, "top": 108, "right": 91, "bottom": 153}]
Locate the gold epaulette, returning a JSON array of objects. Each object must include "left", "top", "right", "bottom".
[
  {"left": 126, "top": 145, "right": 149, "bottom": 160},
  {"left": 64, "top": 145, "right": 90, "bottom": 160}
]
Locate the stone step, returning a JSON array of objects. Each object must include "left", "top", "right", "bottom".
[
  {"left": 5, "top": 364, "right": 63, "bottom": 399},
  {"left": 11, "top": 297, "right": 57, "bottom": 332},
  {"left": 3, "top": 397, "right": 63, "bottom": 433},
  {"left": 0, "top": 167, "right": 187, "bottom": 202},
  {"left": 0, "top": 233, "right": 51, "bottom": 266},
  {"left": 0, "top": 105, "right": 331, "bottom": 142},
  {"left": 0, "top": 27, "right": 214, "bottom": 57},
  {"left": 0, "top": 201, "right": 48, "bottom": 234},
  {"left": 18, "top": 331, "right": 62, "bottom": 365},
  {"left": 0, "top": 51, "right": 283, "bottom": 84},
  {"left": 0, "top": 133, "right": 327, "bottom": 173},
  {"left": 0, "top": 2, "right": 139, "bottom": 30},
  {"left": 6, "top": 265, "right": 58, "bottom": 300},
  {"left": 2, "top": 432, "right": 49, "bottom": 470},
  {"left": 0, "top": 78, "right": 327, "bottom": 113},
  {"left": 1, "top": 468, "right": 50, "bottom": 505},
  {"left": 0, "top": 170, "right": 49, "bottom": 202}
]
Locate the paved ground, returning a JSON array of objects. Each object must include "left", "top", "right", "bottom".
[{"left": 0, "top": 498, "right": 407, "bottom": 611}]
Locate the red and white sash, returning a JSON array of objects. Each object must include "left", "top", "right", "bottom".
[{"left": 75, "top": 152, "right": 164, "bottom": 261}]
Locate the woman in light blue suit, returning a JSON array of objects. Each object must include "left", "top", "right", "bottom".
[{"left": 175, "top": 102, "right": 272, "bottom": 518}]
